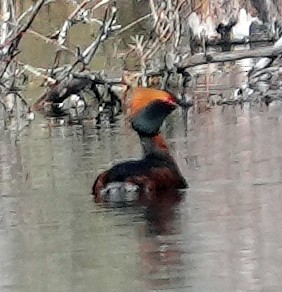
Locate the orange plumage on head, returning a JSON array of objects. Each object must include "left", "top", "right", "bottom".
[{"left": 129, "top": 87, "right": 176, "bottom": 117}]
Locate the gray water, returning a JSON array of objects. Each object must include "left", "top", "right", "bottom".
[{"left": 1, "top": 102, "right": 282, "bottom": 291}]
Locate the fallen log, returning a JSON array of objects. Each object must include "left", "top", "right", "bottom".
[
  {"left": 178, "top": 43, "right": 282, "bottom": 69},
  {"left": 193, "top": 37, "right": 275, "bottom": 48}
]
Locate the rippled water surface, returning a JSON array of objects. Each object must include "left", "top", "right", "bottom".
[{"left": 1, "top": 104, "right": 282, "bottom": 292}]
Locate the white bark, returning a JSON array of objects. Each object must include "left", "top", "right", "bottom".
[{"left": 0, "top": 0, "right": 15, "bottom": 45}]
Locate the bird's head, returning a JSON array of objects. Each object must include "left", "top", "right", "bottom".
[{"left": 129, "top": 87, "right": 177, "bottom": 137}]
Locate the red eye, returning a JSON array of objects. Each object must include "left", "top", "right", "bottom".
[{"left": 165, "top": 95, "right": 177, "bottom": 105}]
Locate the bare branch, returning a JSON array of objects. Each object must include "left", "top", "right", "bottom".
[
  {"left": 0, "top": 0, "right": 46, "bottom": 81},
  {"left": 27, "top": 29, "right": 75, "bottom": 55},
  {"left": 72, "top": 3, "right": 118, "bottom": 68},
  {"left": 149, "top": 0, "right": 158, "bottom": 24},
  {"left": 57, "top": 0, "right": 92, "bottom": 47},
  {"left": 51, "top": 0, "right": 112, "bottom": 70},
  {"left": 15, "top": 60, "right": 56, "bottom": 84},
  {"left": 17, "top": 0, "right": 54, "bottom": 24},
  {"left": 90, "top": 0, "right": 111, "bottom": 12},
  {"left": 116, "top": 14, "right": 152, "bottom": 36}
]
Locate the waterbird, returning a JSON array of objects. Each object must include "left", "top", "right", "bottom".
[{"left": 92, "top": 87, "right": 189, "bottom": 204}]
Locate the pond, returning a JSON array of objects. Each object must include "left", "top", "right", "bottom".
[{"left": 1, "top": 97, "right": 282, "bottom": 291}]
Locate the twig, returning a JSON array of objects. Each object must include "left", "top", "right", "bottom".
[
  {"left": 116, "top": 14, "right": 152, "bottom": 36},
  {"left": 27, "top": 29, "right": 75, "bottom": 55},
  {"left": 149, "top": 0, "right": 158, "bottom": 24},
  {"left": 57, "top": 0, "right": 93, "bottom": 47},
  {"left": 174, "top": 7, "right": 181, "bottom": 48},
  {"left": 0, "top": 0, "right": 46, "bottom": 79},
  {"left": 72, "top": 3, "right": 118, "bottom": 69},
  {"left": 17, "top": 0, "right": 54, "bottom": 24},
  {"left": 90, "top": 0, "right": 111, "bottom": 12},
  {"left": 15, "top": 60, "right": 56, "bottom": 84},
  {"left": 53, "top": 0, "right": 105, "bottom": 69},
  {"left": 52, "top": 0, "right": 113, "bottom": 72},
  {"left": 68, "top": 0, "right": 92, "bottom": 20}
]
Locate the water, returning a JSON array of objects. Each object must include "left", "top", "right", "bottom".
[{"left": 1, "top": 103, "right": 282, "bottom": 291}]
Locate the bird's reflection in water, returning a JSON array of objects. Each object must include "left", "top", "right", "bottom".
[
  {"left": 139, "top": 189, "right": 187, "bottom": 291},
  {"left": 95, "top": 187, "right": 187, "bottom": 290}
]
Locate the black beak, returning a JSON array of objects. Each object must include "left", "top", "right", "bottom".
[
  {"left": 166, "top": 90, "right": 194, "bottom": 109},
  {"left": 175, "top": 99, "right": 194, "bottom": 108}
]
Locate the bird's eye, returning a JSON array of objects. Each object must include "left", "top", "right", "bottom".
[{"left": 164, "top": 95, "right": 176, "bottom": 105}]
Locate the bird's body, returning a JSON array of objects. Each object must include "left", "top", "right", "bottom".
[{"left": 93, "top": 145, "right": 187, "bottom": 203}]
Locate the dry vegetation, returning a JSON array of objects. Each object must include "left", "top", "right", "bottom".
[{"left": 1, "top": 0, "right": 282, "bottom": 130}]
